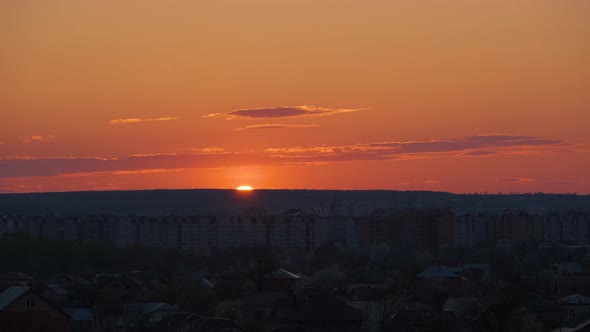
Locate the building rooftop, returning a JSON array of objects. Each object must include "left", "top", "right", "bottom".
[
  {"left": 0, "top": 286, "right": 30, "bottom": 311},
  {"left": 47, "top": 284, "right": 70, "bottom": 296},
  {"left": 554, "top": 262, "right": 587, "bottom": 274},
  {"left": 266, "top": 268, "right": 301, "bottom": 280},
  {"left": 122, "top": 302, "right": 179, "bottom": 313},
  {"left": 560, "top": 294, "right": 590, "bottom": 305},
  {"left": 64, "top": 308, "right": 93, "bottom": 322}
]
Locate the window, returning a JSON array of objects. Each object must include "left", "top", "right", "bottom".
[{"left": 24, "top": 298, "right": 34, "bottom": 308}]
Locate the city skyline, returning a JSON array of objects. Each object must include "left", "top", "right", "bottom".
[{"left": 2, "top": 1, "right": 589, "bottom": 193}]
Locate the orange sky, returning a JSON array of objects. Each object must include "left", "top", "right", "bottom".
[{"left": 1, "top": 0, "right": 589, "bottom": 193}]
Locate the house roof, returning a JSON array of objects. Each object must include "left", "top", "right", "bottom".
[
  {"left": 554, "top": 262, "right": 587, "bottom": 274},
  {"left": 265, "top": 269, "right": 301, "bottom": 280},
  {"left": 64, "top": 308, "right": 93, "bottom": 322},
  {"left": 463, "top": 264, "right": 491, "bottom": 272},
  {"left": 47, "top": 284, "right": 70, "bottom": 296},
  {"left": 122, "top": 302, "right": 179, "bottom": 313},
  {"left": 202, "top": 278, "right": 214, "bottom": 289},
  {"left": 274, "top": 296, "right": 364, "bottom": 322},
  {"left": 562, "top": 309, "right": 590, "bottom": 329},
  {"left": 0, "top": 287, "right": 30, "bottom": 310},
  {"left": 0, "top": 272, "right": 32, "bottom": 281},
  {"left": 62, "top": 275, "right": 92, "bottom": 286},
  {"left": 163, "top": 312, "right": 202, "bottom": 322},
  {"left": 0, "top": 286, "right": 70, "bottom": 318},
  {"left": 417, "top": 265, "right": 459, "bottom": 279},
  {"left": 560, "top": 294, "right": 590, "bottom": 305}
]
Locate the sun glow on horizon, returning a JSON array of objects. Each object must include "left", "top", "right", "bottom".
[{"left": 235, "top": 185, "right": 254, "bottom": 191}]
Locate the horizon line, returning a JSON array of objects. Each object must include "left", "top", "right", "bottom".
[{"left": 0, "top": 188, "right": 586, "bottom": 196}]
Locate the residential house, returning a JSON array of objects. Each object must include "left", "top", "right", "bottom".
[
  {"left": 416, "top": 265, "right": 461, "bottom": 291},
  {"left": 41, "top": 284, "right": 72, "bottom": 303},
  {"left": 261, "top": 269, "right": 304, "bottom": 296},
  {"left": 560, "top": 294, "right": 590, "bottom": 320},
  {"left": 64, "top": 308, "right": 93, "bottom": 332},
  {"left": 0, "top": 286, "right": 71, "bottom": 332}
]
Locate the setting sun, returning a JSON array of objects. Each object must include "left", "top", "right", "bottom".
[{"left": 235, "top": 185, "right": 254, "bottom": 191}]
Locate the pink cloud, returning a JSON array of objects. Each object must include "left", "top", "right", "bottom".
[
  {"left": 18, "top": 135, "right": 55, "bottom": 143},
  {"left": 110, "top": 117, "right": 179, "bottom": 125}
]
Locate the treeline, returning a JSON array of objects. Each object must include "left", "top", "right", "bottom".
[{"left": 0, "top": 233, "right": 205, "bottom": 277}]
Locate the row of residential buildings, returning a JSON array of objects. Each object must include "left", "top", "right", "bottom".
[
  {"left": 1, "top": 209, "right": 589, "bottom": 252},
  {"left": 456, "top": 210, "right": 590, "bottom": 248},
  {"left": 0, "top": 211, "right": 359, "bottom": 252}
]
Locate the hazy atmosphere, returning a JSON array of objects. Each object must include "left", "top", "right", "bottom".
[{"left": 2, "top": 1, "right": 589, "bottom": 193}]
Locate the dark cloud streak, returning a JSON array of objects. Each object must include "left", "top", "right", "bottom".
[
  {"left": 204, "top": 106, "right": 365, "bottom": 119},
  {"left": 0, "top": 135, "right": 570, "bottom": 178}
]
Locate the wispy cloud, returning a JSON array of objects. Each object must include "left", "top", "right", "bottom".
[
  {"left": 234, "top": 124, "right": 319, "bottom": 131},
  {"left": 0, "top": 153, "right": 251, "bottom": 178},
  {"left": 111, "top": 168, "right": 188, "bottom": 175},
  {"left": 0, "top": 134, "right": 573, "bottom": 179},
  {"left": 19, "top": 135, "right": 55, "bottom": 143},
  {"left": 496, "top": 177, "right": 536, "bottom": 183},
  {"left": 461, "top": 150, "right": 498, "bottom": 156},
  {"left": 110, "top": 117, "right": 179, "bottom": 125},
  {"left": 203, "top": 106, "right": 366, "bottom": 120},
  {"left": 189, "top": 147, "right": 227, "bottom": 154},
  {"left": 265, "top": 135, "right": 566, "bottom": 162}
]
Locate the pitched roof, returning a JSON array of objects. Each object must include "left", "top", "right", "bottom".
[
  {"left": 274, "top": 296, "right": 364, "bottom": 322},
  {"left": 560, "top": 294, "right": 590, "bottom": 305},
  {"left": 0, "top": 272, "right": 32, "bottom": 281},
  {"left": 47, "top": 284, "right": 70, "bottom": 296},
  {"left": 265, "top": 268, "right": 301, "bottom": 280},
  {"left": 463, "top": 264, "right": 491, "bottom": 272},
  {"left": 122, "top": 302, "right": 179, "bottom": 313},
  {"left": 0, "top": 272, "right": 32, "bottom": 280},
  {"left": 557, "top": 262, "right": 587, "bottom": 274},
  {"left": 562, "top": 309, "right": 590, "bottom": 329},
  {"left": 0, "top": 286, "right": 71, "bottom": 318},
  {"left": 64, "top": 308, "right": 93, "bottom": 322},
  {"left": 417, "top": 265, "right": 459, "bottom": 278},
  {"left": 201, "top": 278, "right": 214, "bottom": 289},
  {"left": 0, "top": 287, "right": 30, "bottom": 310}
]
